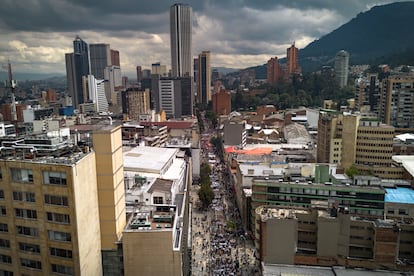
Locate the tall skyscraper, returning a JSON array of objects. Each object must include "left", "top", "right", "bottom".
[
  {"left": 197, "top": 51, "right": 211, "bottom": 104},
  {"left": 110, "top": 49, "right": 120, "bottom": 66},
  {"left": 170, "top": 3, "right": 192, "bottom": 77},
  {"left": 90, "top": 44, "right": 111, "bottom": 79},
  {"left": 136, "top": 66, "right": 143, "bottom": 82},
  {"left": 286, "top": 42, "right": 300, "bottom": 75},
  {"left": 65, "top": 36, "right": 90, "bottom": 108},
  {"left": 87, "top": 74, "right": 109, "bottom": 113},
  {"left": 267, "top": 56, "right": 282, "bottom": 84},
  {"left": 334, "top": 50, "right": 349, "bottom": 88},
  {"left": 379, "top": 75, "right": 414, "bottom": 129}
]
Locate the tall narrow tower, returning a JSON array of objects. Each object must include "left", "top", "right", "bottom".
[
  {"left": 66, "top": 36, "right": 91, "bottom": 108},
  {"left": 197, "top": 51, "right": 211, "bottom": 105},
  {"left": 334, "top": 50, "right": 349, "bottom": 88},
  {"left": 90, "top": 43, "right": 111, "bottom": 79},
  {"left": 286, "top": 42, "right": 300, "bottom": 75},
  {"left": 170, "top": 3, "right": 192, "bottom": 77}
]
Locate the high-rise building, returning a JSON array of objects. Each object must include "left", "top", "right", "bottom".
[
  {"left": 65, "top": 36, "right": 90, "bottom": 108},
  {"left": 110, "top": 49, "right": 120, "bottom": 66},
  {"left": 267, "top": 56, "right": 282, "bottom": 84},
  {"left": 151, "top": 76, "right": 193, "bottom": 119},
  {"left": 334, "top": 50, "right": 349, "bottom": 88},
  {"left": 378, "top": 75, "right": 414, "bottom": 130},
  {"left": 104, "top": 65, "right": 122, "bottom": 105},
  {"left": 92, "top": 125, "right": 126, "bottom": 275},
  {"left": 212, "top": 88, "right": 231, "bottom": 115},
  {"left": 136, "top": 66, "right": 143, "bottom": 82},
  {"left": 0, "top": 135, "right": 102, "bottom": 275},
  {"left": 151, "top": 62, "right": 168, "bottom": 77},
  {"left": 197, "top": 51, "right": 211, "bottom": 104},
  {"left": 355, "top": 74, "right": 380, "bottom": 112},
  {"left": 170, "top": 3, "right": 192, "bottom": 77},
  {"left": 286, "top": 42, "right": 300, "bottom": 76},
  {"left": 90, "top": 44, "right": 111, "bottom": 79},
  {"left": 87, "top": 74, "right": 109, "bottom": 113},
  {"left": 317, "top": 111, "right": 400, "bottom": 178},
  {"left": 122, "top": 88, "right": 150, "bottom": 120}
]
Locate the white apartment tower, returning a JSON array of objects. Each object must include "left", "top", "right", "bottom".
[{"left": 334, "top": 50, "right": 349, "bottom": 88}]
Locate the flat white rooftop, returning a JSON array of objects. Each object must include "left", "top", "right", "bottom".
[{"left": 123, "top": 146, "right": 179, "bottom": 174}]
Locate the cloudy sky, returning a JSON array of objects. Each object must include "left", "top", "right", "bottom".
[{"left": 0, "top": 0, "right": 411, "bottom": 77}]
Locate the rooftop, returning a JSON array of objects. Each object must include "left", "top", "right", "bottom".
[
  {"left": 392, "top": 155, "right": 414, "bottom": 177},
  {"left": 140, "top": 120, "right": 195, "bottom": 130},
  {"left": 385, "top": 187, "right": 414, "bottom": 204},
  {"left": 395, "top": 133, "right": 414, "bottom": 142},
  {"left": 123, "top": 146, "right": 179, "bottom": 174}
]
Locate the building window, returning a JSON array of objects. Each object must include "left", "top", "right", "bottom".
[
  {"left": 43, "top": 171, "right": 67, "bottom": 186},
  {"left": 44, "top": 195, "right": 68, "bottom": 206},
  {"left": 21, "top": 258, "right": 41, "bottom": 270},
  {"left": 0, "top": 254, "right": 12, "bottom": 264},
  {"left": 48, "top": 230, "right": 71, "bottom": 242},
  {"left": 51, "top": 264, "right": 73, "bottom": 275},
  {"left": 50, "top": 247, "right": 72, "bottom": 259},
  {"left": 12, "top": 191, "right": 35, "bottom": 202},
  {"left": 15, "top": 208, "right": 37, "bottom": 219},
  {"left": 0, "top": 239, "right": 10, "bottom": 248},
  {"left": 0, "top": 190, "right": 4, "bottom": 199},
  {"left": 11, "top": 168, "right": 33, "bottom": 183},
  {"left": 19, "top": 242, "right": 40, "bottom": 254},
  {"left": 0, "top": 270, "right": 12, "bottom": 276},
  {"left": 153, "top": 196, "right": 163, "bottom": 204},
  {"left": 399, "top": 209, "right": 408, "bottom": 215},
  {"left": 0, "top": 223, "right": 8, "bottom": 232},
  {"left": 0, "top": 206, "right": 6, "bottom": 216},
  {"left": 16, "top": 226, "right": 38, "bottom": 237},
  {"left": 46, "top": 212, "right": 70, "bottom": 224}
]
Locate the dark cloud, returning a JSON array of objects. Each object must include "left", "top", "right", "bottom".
[{"left": 0, "top": 0, "right": 412, "bottom": 74}]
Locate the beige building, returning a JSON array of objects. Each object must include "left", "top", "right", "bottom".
[
  {"left": 93, "top": 125, "right": 126, "bottom": 275},
  {"left": 317, "top": 111, "right": 403, "bottom": 178},
  {"left": 255, "top": 205, "right": 414, "bottom": 271},
  {"left": 0, "top": 136, "right": 102, "bottom": 275}
]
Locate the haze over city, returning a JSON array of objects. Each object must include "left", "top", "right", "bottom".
[{"left": 1, "top": 0, "right": 412, "bottom": 76}]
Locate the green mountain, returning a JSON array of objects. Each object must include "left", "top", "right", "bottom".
[
  {"left": 299, "top": 1, "right": 414, "bottom": 71},
  {"left": 233, "top": 1, "right": 414, "bottom": 76}
]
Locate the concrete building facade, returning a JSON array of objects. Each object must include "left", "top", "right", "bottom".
[
  {"left": 212, "top": 88, "right": 231, "bottom": 116},
  {"left": 379, "top": 75, "right": 414, "bottom": 130},
  {"left": 255, "top": 205, "right": 414, "bottom": 271},
  {"left": 0, "top": 136, "right": 102, "bottom": 275}
]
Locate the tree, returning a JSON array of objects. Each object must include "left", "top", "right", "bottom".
[
  {"left": 198, "top": 183, "right": 214, "bottom": 208},
  {"left": 210, "top": 136, "right": 224, "bottom": 162},
  {"left": 345, "top": 165, "right": 360, "bottom": 178}
]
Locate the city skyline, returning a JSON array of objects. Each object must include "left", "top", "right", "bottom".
[{"left": 0, "top": 0, "right": 412, "bottom": 76}]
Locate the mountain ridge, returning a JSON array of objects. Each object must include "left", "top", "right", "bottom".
[{"left": 237, "top": 1, "right": 414, "bottom": 76}]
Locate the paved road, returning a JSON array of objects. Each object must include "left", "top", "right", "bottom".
[{"left": 190, "top": 133, "right": 258, "bottom": 275}]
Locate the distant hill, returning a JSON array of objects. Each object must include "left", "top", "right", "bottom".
[
  {"left": 299, "top": 1, "right": 414, "bottom": 71},
  {"left": 0, "top": 71, "right": 65, "bottom": 82},
  {"left": 231, "top": 1, "right": 414, "bottom": 75},
  {"left": 212, "top": 67, "right": 239, "bottom": 75}
]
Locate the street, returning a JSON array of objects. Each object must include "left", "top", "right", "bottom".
[{"left": 190, "top": 117, "right": 257, "bottom": 275}]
